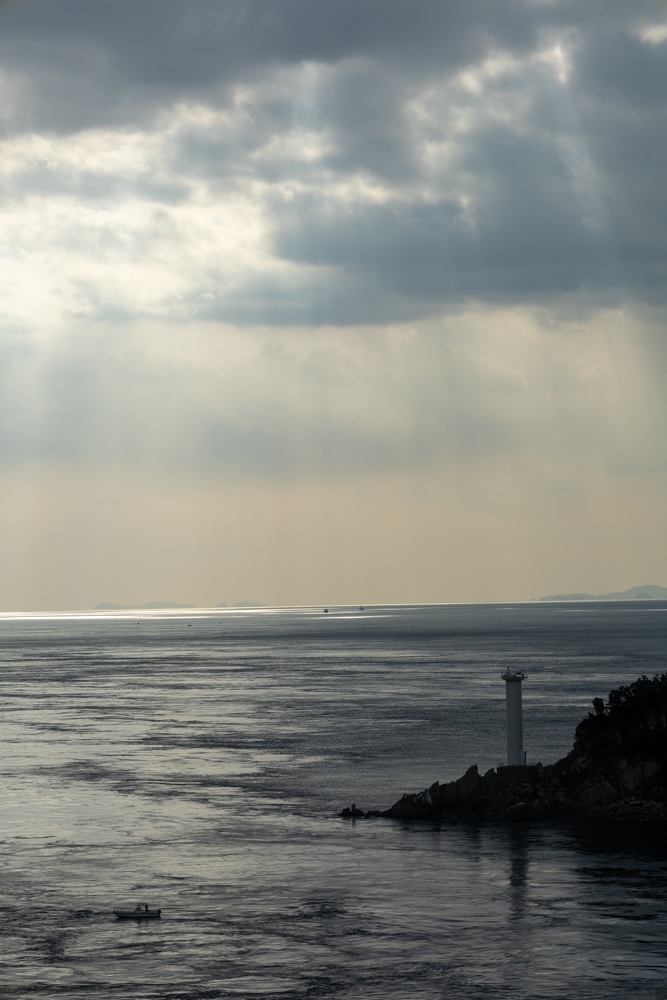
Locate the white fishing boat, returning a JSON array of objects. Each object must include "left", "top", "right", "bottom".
[{"left": 113, "top": 904, "right": 161, "bottom": 919}]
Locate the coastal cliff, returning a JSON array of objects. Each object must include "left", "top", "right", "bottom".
[{"left": 342, "top": 673, "right": 667, "bottom": 823}]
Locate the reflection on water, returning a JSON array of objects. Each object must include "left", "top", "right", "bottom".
[
  {"left": 508, "top": 828, "right": 530, "bottom": 924},
  {"left": 0, "top": 603, "right": 666, "bottom": 998}
]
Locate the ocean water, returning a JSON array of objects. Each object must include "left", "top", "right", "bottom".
[{"left": 1, "top": 602, "right": 666, "bottom": 999}]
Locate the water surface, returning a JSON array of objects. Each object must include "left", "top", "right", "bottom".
[{"left": 1, "top": 602, "right": 666, "bottom": 998}]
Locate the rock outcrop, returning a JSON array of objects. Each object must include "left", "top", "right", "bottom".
[{"left": 340, "top": 672, "right": 667, "bottom": 823}]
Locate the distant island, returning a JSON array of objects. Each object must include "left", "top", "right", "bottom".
[
  {"left": 538, "top": 585, "right": 667, "bottom": 602},
  {"left": 95, "top": 600, "right": 267, "bottom": 610},
  {"left": 342, "top": 673, "right": 667, "bottom": 824},
  {"left": 95, "top": 601, "right": 195, "bottom": 610}
]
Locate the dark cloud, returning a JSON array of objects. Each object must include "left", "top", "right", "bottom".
[
  {"left": 0, "top": 0, "right": 638, "bottom": 134},
  {"left": 0, "top": 0, "right": 535, "bottom": 93},
  {"left": 575, "top": 28, "right": 667, "bottom": 109},
  {"left": 206, "top": 112, "right": 657, "bottom": 323},
  {"left": 0, "top": 0, "right": 666, "bottom": 322}
]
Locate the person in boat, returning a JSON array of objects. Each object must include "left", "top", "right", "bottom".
[{"left": 145, "top": 904, "right": 149, "bottom": 913}]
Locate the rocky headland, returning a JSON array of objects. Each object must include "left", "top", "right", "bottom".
[{"left": 341, "top": 673, "right": 667, "bottom": 824}]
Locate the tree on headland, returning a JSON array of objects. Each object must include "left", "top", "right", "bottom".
[{"left": 574, "top": 672, "right": 667, "bottom": 769}]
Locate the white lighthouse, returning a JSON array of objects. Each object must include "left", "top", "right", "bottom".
[{"left": 501, "top": 670, "right": 526, "bottom": 767}]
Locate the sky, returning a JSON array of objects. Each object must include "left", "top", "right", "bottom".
[{"left": 1, "top": 0, "right": 667, "bottom": 610}]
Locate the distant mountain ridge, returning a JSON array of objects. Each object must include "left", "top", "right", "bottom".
[{"left": 538, "top": 585, "right": 667, "bottom": 602}]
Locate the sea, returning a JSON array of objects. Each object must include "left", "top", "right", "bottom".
[{"left": 1, "top": 601, "right": 667, "bottom": 999}]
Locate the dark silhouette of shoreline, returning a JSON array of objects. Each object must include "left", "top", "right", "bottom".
[{"left": 343, "top": 673, "right": 667, "bottom": 824}]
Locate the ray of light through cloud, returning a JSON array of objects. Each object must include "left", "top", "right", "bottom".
[{"left": 0, "top": 0, "right": 666, "bottom": 610}]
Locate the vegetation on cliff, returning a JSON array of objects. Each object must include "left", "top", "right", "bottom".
[{"left": 574, "top": 672, "right": 667, "bottom": 764}]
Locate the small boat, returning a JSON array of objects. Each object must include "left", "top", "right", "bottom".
[{"left": 113, "top": 904, "right": 161, "bottom": 920}]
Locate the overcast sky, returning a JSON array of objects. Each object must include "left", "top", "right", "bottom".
[{"left": 1, "top": 0, "right": 666, "bottom": 610}]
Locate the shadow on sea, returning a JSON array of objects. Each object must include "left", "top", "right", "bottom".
[{"left": 567, "top": 820, "right": 667, "bottom": 861}]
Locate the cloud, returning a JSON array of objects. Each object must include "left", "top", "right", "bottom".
[
  {"left": 0, "top": 0, "right": 543, "bottom": 134},
  {"left": 0, "top": 1, "right": 664, "bottom": 330}
]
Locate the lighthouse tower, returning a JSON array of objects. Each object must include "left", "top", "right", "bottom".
[{"left": 501, "top": 670, "right": 526, "bottom": 767}]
